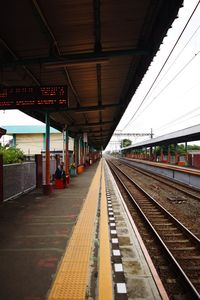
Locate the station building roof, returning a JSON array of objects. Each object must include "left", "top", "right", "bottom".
[
  {"left": 0, "top": 127, "right": 7, "bottom": 138},
  {"left": 121, "top": 124, "right": 200, "bottom": 151},
  {"left": 2, "top": 125, "right": 60, "bottom": 134},
  {"left": 0, "top": 0, "right": 183, "bottom": 149}
]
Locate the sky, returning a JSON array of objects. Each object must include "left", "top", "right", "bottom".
[
  {"left": 107, "top": 0, "right": 200, "bottom": 150},
  {"left": 0, "top": 0, "right": 200, "bottom": 149}
]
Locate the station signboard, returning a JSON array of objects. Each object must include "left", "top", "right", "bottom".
[{"left": 0, "top": 86, "right": 68, "bottom": 110}]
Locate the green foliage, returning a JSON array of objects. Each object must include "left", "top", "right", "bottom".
[
  {"left": 0, "top": 145, "right": 24, "bottom": 164},
  {"left": 120, "top": 138, "right": 132, "bottom": 148},
  {"left": 155, "top": 144, "right": 200, "bottom": 156},
  {"left": 187, "top": 144, "right": 200, "bottom": 150},
  {"left": 177, "top": 144, "right": 186, "bottom": 155},
  {"left": 169, "top": 144, "right": 175, "bottom": 155}
]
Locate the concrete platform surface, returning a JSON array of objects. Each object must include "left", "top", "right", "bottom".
[{"left": 0, "top": 162, "right": 99, "bottom": 300}]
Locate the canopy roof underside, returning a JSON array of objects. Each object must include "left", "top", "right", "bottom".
[{"left": 0, "top": 0, "right": 183, "bottom": 149}]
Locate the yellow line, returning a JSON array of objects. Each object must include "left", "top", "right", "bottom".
[
  {"left": 48, "top": 161, "right": 101, "bottom": 300},
  {"left": 98, "top": 159, "right": 113, "bottom": 300}
]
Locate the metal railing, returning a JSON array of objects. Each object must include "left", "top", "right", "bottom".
[{"left": 3, "top": 162, "right": 36, "bottom": 201}]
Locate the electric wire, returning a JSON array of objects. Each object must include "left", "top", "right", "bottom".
[
  {"left": 155, "top": 105, "right": 200, "bottom": 132},
  {"left": 132, "top": 77, "right": 200, "bottom": 126},
  {"left": 135, "top": 49, "right": 200, "bottom": 120},
  {"left": 155, "top": 113, "right": 200, "bottom": 136},
  {"left": 155, "top": 111, "right": 200, "bottom": 134},
  {"left": 144, "top": 22, "right": 200, "bottom": 102},
  {"left": 122, "top": 0, "right": 200, "bottom": 131}
]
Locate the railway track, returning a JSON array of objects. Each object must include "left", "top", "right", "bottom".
[
  {"left": 107, "top": 158, "right": 200, "bottom": 299},
  {"left": 119, "top": 158, "right": 200, "bottom": 201}
]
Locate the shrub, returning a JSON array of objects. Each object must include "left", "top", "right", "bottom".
[{"left": 0, "top": 146, "right": 24, "bottom": 164}]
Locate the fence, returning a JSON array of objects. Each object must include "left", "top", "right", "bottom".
[{"left": 3, "top": 162, "right": 36, "bottom": 201}]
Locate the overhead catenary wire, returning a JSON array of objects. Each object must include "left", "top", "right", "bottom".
[
  {"left": 154, "top": 106, "right": 200, "bottom": 132},
  {"left": 155, "top": 104, "right": 200, "bottom": 132},
  {"left": 131, "top": 76, "right": 200, "bottom": 126},
  {"left": 144, "top": 22, "right": 200, "bottom": 102},
  {"left": 122, "top": 0, "right": 200, "bottom": 131},
  {"left": 155, "top": 112, "right": 200, "bottom": 136},
  {"left": 132, "top": 49, "right": 200, "bottom": 123}
]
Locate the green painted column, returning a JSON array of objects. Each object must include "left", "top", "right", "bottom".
[
  {"left": 80, "top": 137, "right": 83, "bottom": 165},
  {"left": 167, "top": 145, "right": 171, "bottom": 163},
  {"left": 13, "top": 134, "right": 16, "bottom": 147},
  {"left": 65, "top": 128, "right": 69, "bottom": 175},
  {"left": 45, "top": 111, "right": 50, "bottom": 185},
  {"left": 160, "top": 146, "right": 164, "bottom": 162},
  {"left": 42, "top": 133, "right": 46, "bottom": 150},
  {"left": 73, "top": 136, "right": 78, "bottom": 174},
  {"left": 0, "top": 154, "right": 3, "bottom": 202},
  {"left": 43, "top": 111, "right": 52, "bottom": 194},
  {"left": 175, "top": 144, "right": 178, "bottom": 164},
  {"left": 185, "top": 142, "right": 188, "bottom": 165},
  {"left": 150, "top": 147, "right": 153, "bottom": 160}
]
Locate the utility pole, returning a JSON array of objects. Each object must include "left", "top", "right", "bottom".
[{"left": 150, "top": 128, "right": 154, "bottom": 139}]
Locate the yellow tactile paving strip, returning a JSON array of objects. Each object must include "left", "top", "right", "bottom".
[
  {"left": 98, "top": 160, "right": 113, "bottom": 300},
  {"left": 48, "top": 161, "right": 101, "bottom": 300}
]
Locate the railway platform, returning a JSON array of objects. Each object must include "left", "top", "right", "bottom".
[
  {"left": 122, "top": 157, "right": 200, "bottom": 190},
  {"left": 0, "top": 159, "right": 167, "bottom": 300}
]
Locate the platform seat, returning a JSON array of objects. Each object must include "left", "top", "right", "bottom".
[
  {"left": 55, "top": 175, "right": 70, "bottom": 189},
  {"left": 55, "top": 179, "right": 65, "bottom": 189}
]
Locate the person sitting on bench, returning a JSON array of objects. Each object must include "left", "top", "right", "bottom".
[{"left": 55, "top": 162, "right": 66, "bottom": 187}]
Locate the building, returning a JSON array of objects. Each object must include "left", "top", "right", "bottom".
[{"left": 2, "top": 125, "right": 74, "bottom": 155}]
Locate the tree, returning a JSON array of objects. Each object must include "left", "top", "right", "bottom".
[
  {"left": 187, "top": 144, "right": 200, "bottom": 151},
  {"left": 0, "top": 145, "right": 24, "bottom": 164},
  {"left": 177, "top": 144, "right": 186, "bottom": 156},
  {"left": 120, "top": 139, "right": 132, "bottom": 148}
]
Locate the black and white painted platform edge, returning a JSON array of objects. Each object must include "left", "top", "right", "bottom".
[{"left": 104, "top": 159, "right": 164, "bottom": 300}]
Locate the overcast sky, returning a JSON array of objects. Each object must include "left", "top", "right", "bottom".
[
  {"left": 106, "top": 0, "right": 200, "bottom": 150},
  {"left": 0, "top": 0, "right": 200, "bottom": 149}
]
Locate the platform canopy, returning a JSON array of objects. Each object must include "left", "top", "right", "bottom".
[
  {"left": 0, "top": 0, "right": 183, "bottom": 149},
  {"left": 121, "top": 124, "right": 200, "bottom": 151}
]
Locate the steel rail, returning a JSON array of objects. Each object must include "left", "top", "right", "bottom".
[
  {"left": 107, "top": 159, "right": 200, "bottom": 299},
  {"left": 119, "top": 158, "right": 200, "bottom": 201}
]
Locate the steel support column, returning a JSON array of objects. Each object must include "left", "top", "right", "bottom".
[
  {"left": 167, "top": 145, "right": 171, "bottom": 163},
  {"left": 160, "top": 146, "right": 164, "bottom": 162},
  {"left": 0, "top": 154, "right": 3, "bottom": 202},
  {"left": 80, "top": 137, "right": 83, "bottom": 165},
  {"left": 150, "top": 147, "right": 153, "bottom": 160},
  {"left": 45, "top": 112, "right": 50, "bottom": 185},
  {"left": 74, "top": 136, "right": 78, "bottom": 174},
  {"left": 185, "top": 141, "right": 188, "bottom": 165},
  {"left": 145, "top": 147, "right": 147, "bottom": 159},
  {"left": 175, "top": 144, "right": 179, "bottom": 164},
  {"left": 43, "top": 111, "right": 52, "bottom": 194},
  {"left": 65, "top": 128, "right": 69, "bottom": 175},
  {"left": 154, "top": 146, "right": 157, "bottom": 161}
]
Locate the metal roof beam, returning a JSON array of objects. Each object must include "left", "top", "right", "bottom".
[
  {"left": 71, "top": 103, "right": 119, "bottom": 113},
  {"left": 114, "top": 133, "right": 152, "bottom": 137},
  {"left": 93, "top": 0, "right": 102, "bottom": 53},
  {"left": 77, "top": 129, "right": 111, "bottom": 134},
  {"left": 31, "top": 0, "right": 84, "bottom": 117},
  {"left": 88, "top": 130, "right": 111, "bottom": 134},
  {"left": 0, "top": 37, "right": 40, "bottom": 86},
  {"left": 69, "top": 121, "right": 113, "bottom": 128},
  {"left": 0, "top": 49, "right": 148, "bottom": 68}
]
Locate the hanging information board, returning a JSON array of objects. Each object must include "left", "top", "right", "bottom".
[{"left": 0, "top": 86, "right": 68, "bottom": 110}]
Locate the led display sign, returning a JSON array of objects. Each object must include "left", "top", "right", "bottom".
[{"left": 0, "top": 86, "right": 68, "bottom": 110}]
